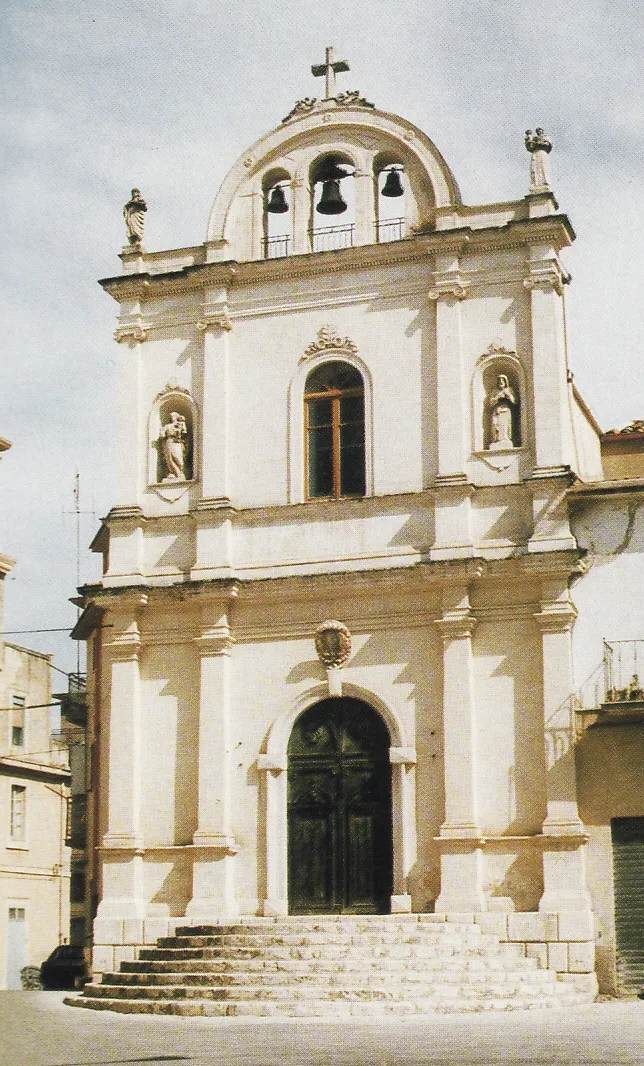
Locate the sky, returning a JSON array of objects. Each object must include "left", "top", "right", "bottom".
[{"left": 1, "top": 0, "right": 643, "bottom": 677}]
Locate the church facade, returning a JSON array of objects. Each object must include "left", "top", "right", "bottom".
[{"left": 75, "top": 59, "right": 643, "bottom": 998}]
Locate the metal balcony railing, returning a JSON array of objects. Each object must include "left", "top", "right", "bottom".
[
  {"left": 263, "top": 234, "right": 290, "bottom": 259},
  {"left": 68, "top": 672, "right": 86, "bottom": 695},
  {"left": 376, "top": 217, "right": 405, "bottom": 242},
  {"left": 603, "top": 639, "right": 644, "bottom": 703},
  {"left": 311, "top": 224, "right": 355, "bottom": 252}
]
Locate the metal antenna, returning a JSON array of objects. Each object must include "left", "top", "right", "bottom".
[{"left": 64, "top": 472, "right": 94, "bottom": 676}]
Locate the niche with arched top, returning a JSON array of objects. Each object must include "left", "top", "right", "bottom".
[
  {"left": 472, "top": 352, "right": 526, "bottom": 455},
  {"left": 148, "top": 387, "right": 198, "bottom": 486},
  {"left": 373, "top": 152, "right": 407, "bottom": 243},
  {"left": 309, "top": 153, "right": 356, "bottom": 252},
  {"left": 263, "top": 167, "right": 293, "bottom": 259}
]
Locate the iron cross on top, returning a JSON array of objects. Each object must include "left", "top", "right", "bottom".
[{"left": 311, "top": 46, "right": 349, "bottom": 99}]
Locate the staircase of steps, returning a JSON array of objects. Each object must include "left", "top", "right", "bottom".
[{"left": 68, "top": 916, "right": 589, "bottom": 1017}]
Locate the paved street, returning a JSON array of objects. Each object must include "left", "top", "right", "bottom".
[{"left": 2, "top": 993, "right": 643, "bottom": 1066}]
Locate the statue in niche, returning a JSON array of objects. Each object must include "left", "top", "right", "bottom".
[
  {"left": 159, "top": 411, "right": 189, "bottom": 481},
  {"left": 525, "top": 128, "right": 552, "bottom": 193},
  {"left": 123, "top": 188, "right": 147, "bottom": 245},
  {"left": 487, "top": 374, "right": 518, "bottom": 450}
]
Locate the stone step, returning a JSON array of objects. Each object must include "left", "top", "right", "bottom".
[
  {"left": 121, "top": 954, "right": 535, "bottom": 976},
  {"left": 139, "top": 942, "right": 509, "bottom": 964},
  {"left": 102, "top": 966, "right": 553, "bottom": 989},
  {"left": 174, "top": 917, "right": 467, "bottom": 934},
  {"left": 155, "top": 933, "right": 493, "bottom": 951},
  {"left": 70, "top": 914, "right": 591, "bottom": 1017},
  {"left": 83, "top": 977, "right": 571, "bottom": 1002},
  {"left": 170, "top": 922, "right": 484, "bottom": 940},
  {"left": 68, "top": 992, "right": 584, "bottom": 1018}
]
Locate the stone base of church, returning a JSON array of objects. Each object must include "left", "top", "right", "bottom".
[{"left": 90, "top": 910, "right": 598, "bottom": 998}]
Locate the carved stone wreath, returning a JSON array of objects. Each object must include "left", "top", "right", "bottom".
[
  {"left": 302, "top": 325, "right": 358, "bottom": 362},
  {"left": 314, "top": 620, "right": 352, "bottom": 669}
]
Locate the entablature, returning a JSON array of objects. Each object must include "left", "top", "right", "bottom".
[{"left": 99, "top": 214, "right": 575, "bottom": 307}]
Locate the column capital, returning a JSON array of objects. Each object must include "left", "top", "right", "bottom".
[
  {"left": 195, "top": 629, "right": 234, "bottom": 656},
  {"left": 523, "top": 265, "right": 566, "bottom": 296},
  {"left": 534, "top": 602, "right": 577, "bottom": 633},
  {"left": 435, "top": 611, "right": 477, "bottom": 641},
  {"left": 428, "top": 280, "right": 467, "bottom": 303},
  {"left": 105, "top": 633, "right": 142, "bottom": 662}
]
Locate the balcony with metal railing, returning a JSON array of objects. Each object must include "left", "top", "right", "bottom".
[
  {"left": 575, "top": 639, "right": 644, "bottom": 731},
  {"left": 55, "top": 672, "right": 88, "bottom": 727}
]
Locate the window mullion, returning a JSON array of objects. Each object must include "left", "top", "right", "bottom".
[{"left": 332, "top": 397, "right": 341, "bottom": 498}]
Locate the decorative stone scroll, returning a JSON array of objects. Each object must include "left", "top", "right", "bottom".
[
  {"left": 314, "top": 620, "right": 352, "bottom": 697},
  {"left": 302, "top": 325, "right": 358, "bottom": 362},
  {"left": 114, "top": 325, "right": 146, "bottom": 344},
  {"left": 196, "top": 310, "right": 233, "bottom": 333},
  {"left": 282, "top": 92, "right": 375, "bottom": 124}
]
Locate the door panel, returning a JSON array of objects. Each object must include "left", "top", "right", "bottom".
[
  {"left": 6, "top": 908, "right": 26, "bottom": 990},
  {"left": 611, "top": 817, "right": 644, "bottom": 994},
  {"left": 287, "top": 698, "right": 392, "bottom": 914}
]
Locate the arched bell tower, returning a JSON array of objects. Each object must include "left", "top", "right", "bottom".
[{"left": 205, "top": 47, "right": 461, "bottom": 263}]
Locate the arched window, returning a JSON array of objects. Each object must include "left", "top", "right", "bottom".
[{"left": 304, "top": 362, "right": 365, "bottom": 499}]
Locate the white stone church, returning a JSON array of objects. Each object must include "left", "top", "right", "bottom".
[{"left": 72, "top": 51, "right": 644, "bottom": 1013}]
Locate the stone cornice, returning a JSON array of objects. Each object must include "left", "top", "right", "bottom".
[{"left": 98, "top": 216, "right": 574, "bottom": 304}]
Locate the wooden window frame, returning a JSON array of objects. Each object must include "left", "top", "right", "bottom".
[{"left": 304, "top": 379, "right": 365, "bottom": 501}]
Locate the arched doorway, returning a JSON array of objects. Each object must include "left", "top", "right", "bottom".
[{"left": 287, "top": 697, "right": 393, "bottom": 914}]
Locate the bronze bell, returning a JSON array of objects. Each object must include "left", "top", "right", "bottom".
[
  {"left": 266, "top": 185, "right": 289, "bottom": 213},
  {"left": 381, "top": 168, "right": 404, "bottom": 197},
  {"left": 316, "top": 178, "right": 347, "bottom": 215}
]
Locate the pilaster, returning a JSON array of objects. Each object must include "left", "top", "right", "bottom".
[
  {"left": 524, "top": 249, "right": 574, "bottom": 476},
  {"left": 435, "top": 584, "right": 485, "bottom": 911},
  {"left": 430, "top": 253, "right": 468, "bottom": 483},
  {"left": 114, "top": 309, "right": 146, "bottom": 508},
  {"left": 534, "top": 580, "right": 591, "bottom": 913},
  {"left": 186, "top": 590, "right": 239, "bottom": 920},
  {"left": 96, "top": 591, "right": 148, "bottom": 920},
  {"left": 429, "top": 253, "right": 475, "bottom": 560},
  {"left": 197, "top": 288, "right": 232, "bottom": 506}
]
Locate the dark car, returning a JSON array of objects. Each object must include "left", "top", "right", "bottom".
[{"left": 40, "top": 944, "right": 88, "bottom": 990}]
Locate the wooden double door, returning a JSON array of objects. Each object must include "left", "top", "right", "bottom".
[{"left": 287, "top": 697, "right": 393, "bottom": 914}]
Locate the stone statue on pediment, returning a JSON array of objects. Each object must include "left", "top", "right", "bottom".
[
  {"left": 525, "top": 128, "right": 552, "bottom": 193},
  {"left": 159, "top": 411, "right": 188, "bottom": 480},
  {"left": 123, "top": 188, "right": 147, "bottom": 245},
  {"left": 487, "top": 374, "right": 518, "bottom": 450}
]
